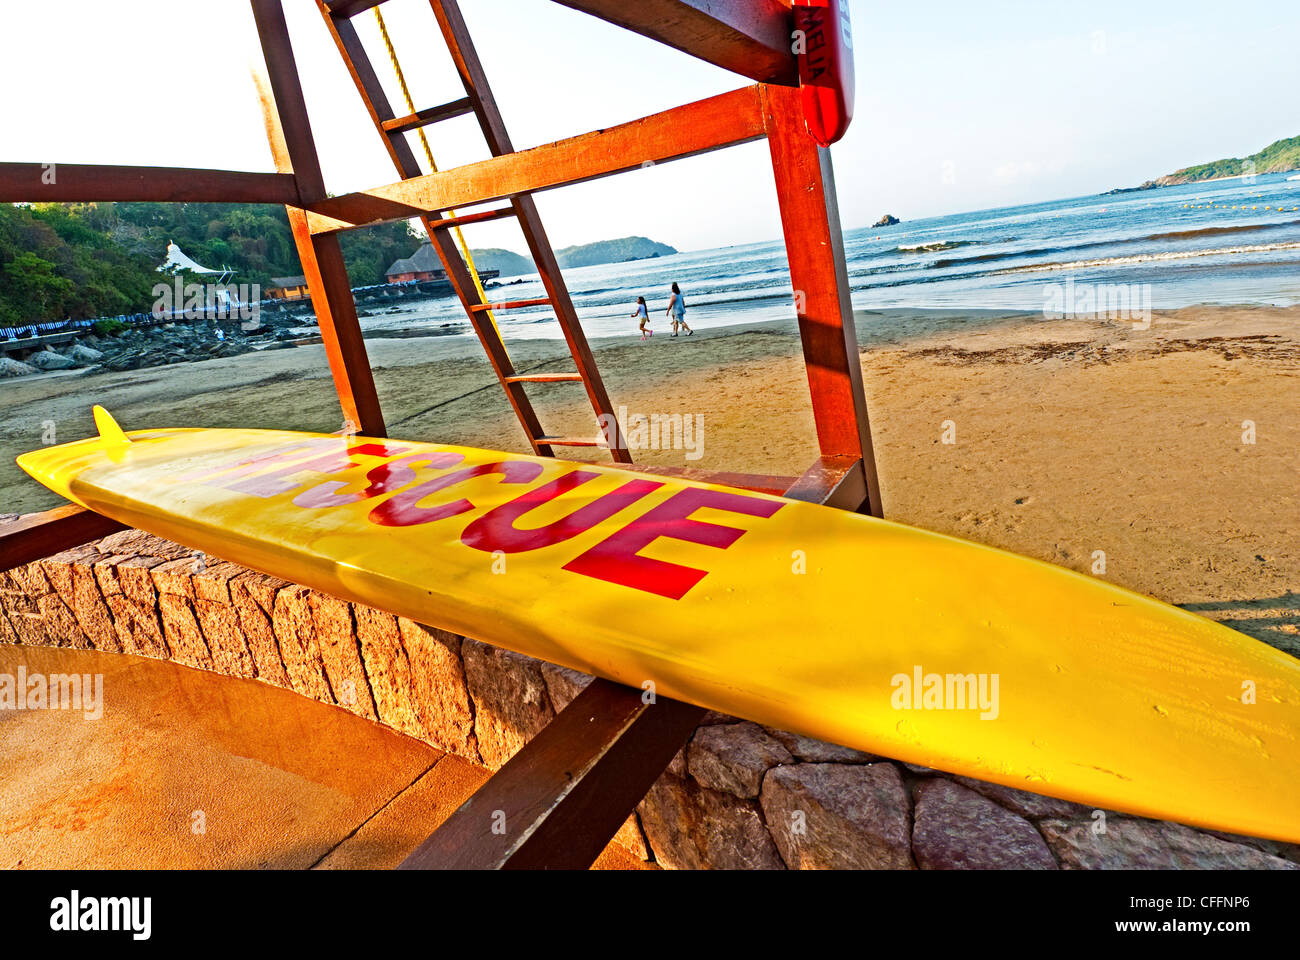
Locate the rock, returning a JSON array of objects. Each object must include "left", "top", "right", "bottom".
[
  {"left": 66, "top": 343, "right": 104, "bottom": 365},
  {"left": 947, "top": 774, "right": 1092, "bottom": 820},
  {"left": 396, "top": 618, "right": 477, "bottom": 761},
  {"left": 0, "top": 357, "right": 37, "bottom": 378},
  {"left": 27, "top": 349, "right": 76, "bottom": 370},
  {"left": 229, "top": 572, "right": 292, "bottom": 685},
  {"left": 760, "top": 762, "right": 914, "bottom": 869},
  {"left": 539, "top": 661, "right": 593, "bottom": 712},
  {"left": 873, "top": 213, "right": 900, "bottom": 227},
  {"left": 638, "top": 773, "right": 784, "bottom": 869},
  {"left": 461, "top": 638, "right": 554, "bottom": 769},
  {"left": 1039, "top": 817, "right": 1297, "bottom": 870},
  {"left": 912, "top": 779, "right": 1057, "bottom": 869},
  {"left": 764, "top": 726, "right": 881, "bottom": 763},
  {"left": 308, "top": 592, "right": 377, "bottom": 719},
  {"left": 687, "top": 722, "right": 791, "bottom": 799}
]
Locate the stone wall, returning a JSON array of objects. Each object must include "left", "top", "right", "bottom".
[{"left": 2, "top": 527, "right": 1296, "bottom": 870}]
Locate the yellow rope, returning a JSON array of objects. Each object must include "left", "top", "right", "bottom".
[{"left": 374, "top": 9, "right": 500, "bottom": 337}]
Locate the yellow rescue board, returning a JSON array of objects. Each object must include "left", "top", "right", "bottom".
[{"left": 16, "top": 408, "right": 1300, "bottom": 843}]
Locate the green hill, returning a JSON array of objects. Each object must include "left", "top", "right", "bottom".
[
  {"left": 471, "top": 236, "right": 678, "bottom": 278},
  {"left": 468, "top": 247, "right": 536, "bottom": 278},
  {"left": 555, "top": 236, "right": 677, "bottom": 268},
  {"left": 1163, "top": 134, "right": 1300, "bottom": 184},
  {"left": 1107, "top": 134, "right": 1300, "bottom": 193}
]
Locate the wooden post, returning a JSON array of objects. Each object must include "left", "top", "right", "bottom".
[
  {"left": 761, "top": 84, "right": 883, "bottom": 517},
  {"left": 251, "top": 0, "right": 387, "bottom": 437}
]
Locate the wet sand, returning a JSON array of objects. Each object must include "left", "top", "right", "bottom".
[{"left": 3, "top": 304, "right": 1297, "bottom": 652}]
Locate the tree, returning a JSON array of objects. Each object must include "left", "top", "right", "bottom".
[{"left": 3, "top": 251, "right": 72, "bottom": 321}]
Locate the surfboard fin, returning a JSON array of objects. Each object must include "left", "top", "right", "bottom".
[{"left": 93, "top": 405, "right": 131, "bottom": 447}]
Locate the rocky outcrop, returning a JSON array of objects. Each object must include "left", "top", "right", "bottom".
[
  {"left": 873, "top": 213, "right": 900, "bottom": 227},
  {"left": 4, "top": 524, "right": 1297, "bottom": 870}
]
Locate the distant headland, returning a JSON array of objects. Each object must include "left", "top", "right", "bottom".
[
  {"left": 1104, "top": 134, "right": 1300, "bottom": 194},
  {"left": 470, "top": 236, "right": 678, "bottom": 278}
]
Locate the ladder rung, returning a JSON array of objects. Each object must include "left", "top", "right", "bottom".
[
  {"left": 536, "top": 436, "right": 601, "bottom": 447},
  {"left": 504, "top": 373, "right": 584, "bottom": 384},
  {"left": 326, "top": 0, "right": 386, "bottom": 19},
  {"left": 470, "top": 298, "right": 551, "bottom": 313},
  {"left": 430, "top": 207, "right": 517, "bottom": 231},
  {"left": 382, "top": 98, "right": 476, "bottom": 135}
]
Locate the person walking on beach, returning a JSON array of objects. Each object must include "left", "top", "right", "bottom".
[
  {"left": 665, "top": 282, "right": 693, "bottom": 336},
  {"left": 631, "top": 296, "right": 652, "bottom": 341}
]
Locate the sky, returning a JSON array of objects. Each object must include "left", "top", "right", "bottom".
[{"left": 3, "top": 0, "right": 1297, "bottom": 254}]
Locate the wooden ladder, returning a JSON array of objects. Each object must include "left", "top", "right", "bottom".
[{"left": 318, "top": 0, "right": 631, "bottom": 462}]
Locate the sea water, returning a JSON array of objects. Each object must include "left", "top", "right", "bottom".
[{"left": 361, "top": 171, "right": 1300, "bottom": 342}]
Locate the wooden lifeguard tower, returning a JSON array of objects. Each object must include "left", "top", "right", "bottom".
[{"left": 0, "top": 0, "right": 880, "bottom": 868}]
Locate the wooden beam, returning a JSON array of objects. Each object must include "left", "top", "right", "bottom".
[
  {"left": 399, "top": 678, "right": 706, "bottom": 870},
  {"left": 0, "top": 162, "right": 300, "bottom": 205},
  {"left": 252, "top": 0, "right": 387, "bottom": 437},
  {"left": 783, "top": 455, "right": 867, "bottom": 510},
  {"left": 552, "top": 0, "right": 798, "bottom": 86},
  {"left": 0, "top": 505, "right": 126, "bottom": 573},
  {"left": 589, "top": 462, "right": 799, "bottom": 497},
  {"left": 305, "top": 85, "right": 768, "bottom": 234},
  {"left": 762, "top": 83, "right": 883, "bottom": 517}
]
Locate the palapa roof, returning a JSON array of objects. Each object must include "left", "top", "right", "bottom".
[{"left": 385, "top": 242, "right": 443, "bottom": 277}]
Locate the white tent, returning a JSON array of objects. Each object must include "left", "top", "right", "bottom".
[{"left": 158, "top": 241, "right": 228, "bottom": 277}]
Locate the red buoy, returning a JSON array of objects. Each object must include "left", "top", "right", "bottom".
[{"left": 793, "top": 0, "right": 856, "bottom": 146}]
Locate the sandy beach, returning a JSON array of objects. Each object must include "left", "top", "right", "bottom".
[{"left": 3, "top": 304, "right": 1296, "bottom": 654}]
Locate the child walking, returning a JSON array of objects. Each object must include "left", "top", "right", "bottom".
[{"left": 632, "top": 296, "right": 652, "bottom": 340}]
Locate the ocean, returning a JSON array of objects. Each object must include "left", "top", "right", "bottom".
[{"left": 358, "top": 171, "right": 1300, "bottom": 342}]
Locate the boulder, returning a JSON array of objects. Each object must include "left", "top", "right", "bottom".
[
  {"left": 687, "top": 722, "right": 791, "bottom": 799},
  {"left": 66, "top": 343, "right": 104, "bottom": 365},
  {"left": 1039, "top": 817, "right": 1297, "bottom": 870},
  {"left": 638, "top": 773, "right": 784, "bottom": 870},
  {"left": 0, "top": 357, "right": 37, "bottom": 378},
  {"left": 764, "top": 726, "right": 881, "bottom": 763},
  {"left": 28, "top": 350, "right": 76, "bottom": 371},
  {"left": 912, "top": 778, "right": 1057, "bottom": 869},
  {"left": 760, "top": 762, "right": 913, "bottom": 869},
  {"left": 873, "top": 213, "right": 901, "bottom": 227}
]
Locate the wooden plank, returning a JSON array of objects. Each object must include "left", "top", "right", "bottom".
[
  {"left": 325, "top": 0, "right": 386, "bottom": 19},
  {"left": 468, "top": 298, "right": 549, "bottom": 312},
  {"left": 0, "top": 162, "right": 299, "bottom": 205},
  {"left": 381, "top": 97, "right": 475, "bottom": 134},
  {"left": 398, "top": 678, "right": 706, "bottom": 870},
  {"left": 426, "top": 206, "right": 516, "bottom": 230},
  {"left": 590, "top": 462, "right": 799, "bottom": 497},
  {"left": 552, "top": 0, "right": 798, "bottom": 85},
  {"left": 0, "top": 505, "right": 126, "bottom": 573},
  {"left": 762, "top": 83, "right": 883, "bottom": 517},
  {"left": 252, "top": 0, "right": 387, "bottom": 438},
  {"left": 783, "top": 455, "right": 867, "bottom": 510},
  {"left": 304, "top": 85, "right": 767, "bottom": 234}
]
